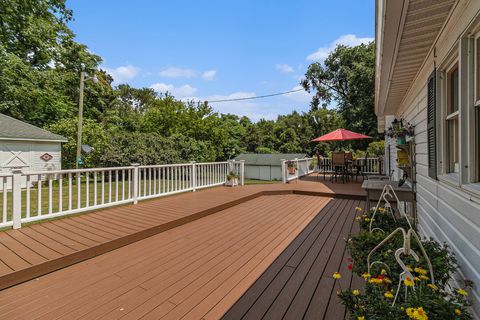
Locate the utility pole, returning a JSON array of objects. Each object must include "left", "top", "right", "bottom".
[{"left": 76, "top": 71, "right": 85, "bottom": 169}]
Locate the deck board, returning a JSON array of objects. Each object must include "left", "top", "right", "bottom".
[
  {"left": 0, "top": 176, "right": 366, "bottom": 319},
  {"left": 0, "top": 194, "right": 330, "bottom": 319},
  {"left": 222, "top": 198, "right": 365, "bottom": 320}
]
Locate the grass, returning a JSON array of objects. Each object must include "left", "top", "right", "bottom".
[
  {"left": 244, "top": 179, "right": 281, "bottom": 185},
  {"left": 0, "top": 177, "right": 201, "bottom": 222}
]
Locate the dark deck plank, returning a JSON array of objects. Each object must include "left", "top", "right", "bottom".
[{"left": 222, "top": 198, "right": 364, "bottom": 320}]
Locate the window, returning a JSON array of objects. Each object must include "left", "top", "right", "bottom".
[
  {"left": 476, "top": 105, "right": 480, "bottom": 181},
  {"left": 446, "top": 65, "right": 459, "bottom": 173}
]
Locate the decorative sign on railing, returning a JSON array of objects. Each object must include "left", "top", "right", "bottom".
[{"left": 0, "top": 160, "right": 245, "bottom": 229}]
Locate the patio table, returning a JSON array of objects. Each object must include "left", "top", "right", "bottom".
[{"left": 361, "top": 179, "right": 414, "bottom": 209}]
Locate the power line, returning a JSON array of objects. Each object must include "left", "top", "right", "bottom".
[{"left": 204, "top": 88, "right": 305, "bottom": 103}]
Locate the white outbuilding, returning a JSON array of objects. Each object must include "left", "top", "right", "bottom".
[
  {"left": 0, "top": 114, "right": 67, "bottom": 181},
  {"left": 234, "top": 153, "right": 308, "bottom": 181}
]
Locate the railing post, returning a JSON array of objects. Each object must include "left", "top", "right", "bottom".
[
  {"left": 132, "top": 163, "right": 139, "bottom": 204},
  {"left": 295, "top": 158, "right": 299, "bottom": 180},
  {"left": 281, "top": 159, "right": 287, "bottom": 183},
  {"left": 12, "top": 168, "right": 22, "bottom": 229},
  {"left": 240, "top": 160, "right": 245, "bottom": 186},
  {"left": 190, "top": 161, "right": 197, "bottom": 192}
]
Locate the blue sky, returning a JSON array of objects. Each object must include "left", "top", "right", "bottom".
[{"left": 68, "top": 0, "right": 374, "bottom": 121}]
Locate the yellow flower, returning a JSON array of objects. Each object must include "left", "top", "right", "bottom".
[
  {"left": 414, "top": 277, "right": 421, "bottom": 282},
  {"left": 427, "top": 283, "right": 438, "bottom": 291},
  {"left": 406, "top": 308, "right": 415, "bottom": 318},
  {"left": 333, "top": 272, "right": 341, "bottom": 280},
  {"left": 357, "top": 317, "right": 365, "bottom": 320},
  {"left": 384, "top": 291, "right": 394, "bottom": 299},
  {"left": 414, "top": 307, "right": 428, "bottom": 320},
  {"left": 455, "top": 309, "right": 462, "bottom": 316},
  {"left": 361, "top": 214, "right": 367, "bottom": 218},
  {"left": 361, "top": 273, "right": 371, "bottom": 279},
  {"left": 352, "top": 289, "right": 360, "bottom": 296},
  {"left": 406, "top": 265, "right": 413, "bottom": 272},
  {"left": 380, "top": 269, "right": 387, "bottom": 275},
  {"left": 457, "top": 288, "right": 468, "bottom": 296},
  {"left": 355, "top": 206, "right": 362, "bottom": 212},
  {"left": 383, "top": 277, "right": 392, "bottom": 284},
  {"left": 419, "top": 275, "right": 429, "bottom": 281},
  {"left": 378, "top": 207, "right": 385, "bottom": 212},
  {"left": 355, "top": 216, "right": 361, "bottom": 221},
  {"left": 369, "top": 277, "right": 383, "bottom": 285},
  {"left": 364, "top": 217, "right": 370, "bottom": 222},
  {"left": 414, "top": 267, "right": 428, "bottom": 275},
  {"left": 404, "top": 277, "right": 414, "bottom": 287}
]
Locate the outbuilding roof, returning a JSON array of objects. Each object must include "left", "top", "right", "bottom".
[
  {"left": 234, "top": 153, "right": 307, "bottom": 166},
  {"left": 0, "top": 114, "right": 67, "bottom": 142}
]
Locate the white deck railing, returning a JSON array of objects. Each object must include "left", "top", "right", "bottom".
[
  {"left": 0, "top": 160, "right": 244, "bottom": 229},
  {"left": 281, "top": 158, "right": 315, "bottom": 183},
  {"left": 281, "top": 157, "right": 381, "bottom": 183}
]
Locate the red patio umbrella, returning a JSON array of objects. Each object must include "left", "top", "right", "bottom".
[{"left": 311, "top": 128, "right": 371, "bottom": 142}]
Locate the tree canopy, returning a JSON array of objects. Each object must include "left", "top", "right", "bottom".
[{"left": 0, "top": 0, "right": 380, "bottom": 168}]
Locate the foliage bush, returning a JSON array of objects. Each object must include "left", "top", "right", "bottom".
[{"left": 338, "top": 206, "right": 472, "bottom": 320}]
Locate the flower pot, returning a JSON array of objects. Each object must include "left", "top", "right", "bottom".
[{"left": 225, "top": 178, "right": 238, "bottom": 187}]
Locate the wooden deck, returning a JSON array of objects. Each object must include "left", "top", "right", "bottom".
[
  {"left": 0, "top": 176, "right": 365, "bottom": 319},
  {"left": 222, "top": 198, "right": 365, "bottom": 320}
]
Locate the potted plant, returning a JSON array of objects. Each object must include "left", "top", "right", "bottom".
[
  {"left": 226, "top": 171, "right": 239, "bottom": 187},
  {"left": 386, "top": 118, "right": 415, "bottom": 145},
  {"left": 287, "top": 161, "right": 297, "bottom": 175}
]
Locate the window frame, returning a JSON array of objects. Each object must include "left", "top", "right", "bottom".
[{"left": 440, "top": 59, "right": 461, "bottom": 176}]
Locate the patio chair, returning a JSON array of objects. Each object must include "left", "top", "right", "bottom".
[
  {"left": 331, "top": 151, "right": 347, "bottom": 183},
  {"left": 316, "top": 154, "right": 329, "bottom": 180}
]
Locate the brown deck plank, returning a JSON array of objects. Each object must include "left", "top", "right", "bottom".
[
  {"left": 0, "top": 194, "right": 331, "bottom": 320},
  {"left": 222, "top": 198, "right": 364, "bottom": 320},
  {"left": 0, "top": 176, "right": 366, "bottom": 319}
]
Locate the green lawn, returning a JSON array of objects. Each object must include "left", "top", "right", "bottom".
[{"left": 244, "top": 179, "right": 281, "bottom": 185}]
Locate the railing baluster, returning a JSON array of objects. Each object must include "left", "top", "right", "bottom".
[
  {"left": 108, "top": 170, "right": 112, "bottom": 203},
  {"left": 48, "top": 175, "right": 53, "bottom": 214},
  {"left": 153, "top": 168, "right": 156, "bottom": 195},
  {"left": 68, "top": 173, "right": 72, "bottom": 211},
  {"left": 101, "top": 171, "right": 105, "bottom": 205},
  {"left": 26, "top": 175, "right": 31, "bottom": 218},
  {"left": 86, "top": 172, "right": 90, "bottom": 207},
  {"left": 37, "top": 175, "right": 42, "bottom": 216},
  {"left": 143, "top": 169, "right": 147, "bottom": 197},
  {"left": 122, "top": 169, "right": 125, "bottom": 200},
  {"left": 94, "top": 172, "right": 97, "bottom": 206},
  {"left": 148, "top": 168, "right": 152, "bottom": 196},
  {"left": 113, "top": 170, "right": 117, "bottom": 202},
  {"left": 58, "top": 174, "right": 62, "bottom": 213},
  {"left": 2, "top": 177, "right": 6, "bottom": 223},
  {"left": 128, "top": 169, "right": 131, "bottom": 199},
  {"left": 77, "top": 173, "right": 81, "bottom": 209}
]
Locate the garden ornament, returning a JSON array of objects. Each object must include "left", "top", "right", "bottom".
[
  {"left": 369, "top": 184, "right": 414, "bottom": 233},
  {"left": 367, "top": 227, "right": 435, "bottom": 306}
]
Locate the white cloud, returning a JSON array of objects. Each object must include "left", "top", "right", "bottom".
[
  {"left": 105, "top": 65, "right": 140, "bottom": 84},
  {"left": 201, "top": 70, "right": 217, "bottom": 81},
  {"left": 275, "top": 64, "right": 294, "bottom": 73},
  {"left": 159, "top": 67, "right": 196, "bottom": 78},
  {"left": 284, "top": 85, "right": 313, "bottom": 103},
  {"left": 150, "top": 83, "right": 198, "bottom": 97},
  {"left": 307, "top": 34, "right": 373, "bottom": 61}
]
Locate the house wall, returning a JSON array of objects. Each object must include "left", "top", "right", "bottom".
[
  {"left": 0, "top": 140, "right": 62, "bottom": 189},
  {"left": 244, "top": 165, "right": 282, "bottom": 181},
  {"left": 384, "top": 1, "right": 480, "bottom": 315}
]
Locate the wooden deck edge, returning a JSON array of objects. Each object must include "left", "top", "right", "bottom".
[{"left": 0, "top": 188, "right": 364, "bottom": 291}]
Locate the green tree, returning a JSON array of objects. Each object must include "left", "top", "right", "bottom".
[
  {"left": 47, "top": 118, "right": 108, "bottom": 168},
  {"left": 302, "top": 42, "right": 378, "bottom": 142}
]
